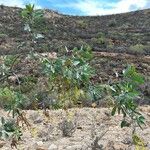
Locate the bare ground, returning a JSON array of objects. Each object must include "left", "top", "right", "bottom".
[{"left": 0, "top": 106, "right": 150, "bottom": 150}]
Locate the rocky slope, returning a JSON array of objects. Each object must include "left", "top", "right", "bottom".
[
  {"left": 0, "top": 5, "right": 150, "bottom": 55},
  {"left": 0, "top": 5, "right": 150, "bottom": 104}
]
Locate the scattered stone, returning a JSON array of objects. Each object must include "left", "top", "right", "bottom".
[
  {"left": 36, "top": 147, "right": 47, "bottom": 150},
  {"left": 34, "top": 117, "right": 43, "bottom": 124},
  {"left": 105, "top": 141, "right": 127, "bottom": 150},
  {"left": 148, "top": 143, "right": 150, "bottom": 149},
  {"left": 36, "top": 141, "right": 44, "bottom": 147},
  {"left": 77, "top": 126, "right": 83, "bottom": 130},
  {"left": 48, "top": 144, "right": 58, "bottom": 150},
  {"left": 66, "top": 145, "right": 83, "bottom": 150},
  {"left": 37, "top": 126, "right": 54, "bottom": 141},
  {"left": 29, "top": 112, "right": 43, "bottom": 124},
  {"left": 122, "top": 137, "right": 132, "bottom": 145},
  {"left": 0, "top": 140, "right": 6, "bottom": 148},
  {"left": 34, "top": 141, "right": 47, "bottom": 150}
]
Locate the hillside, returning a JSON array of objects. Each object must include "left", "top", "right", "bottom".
[
  {"left": 0, "top": 5, "right": 150, "bottom": 102},
  {"left": 0, "top": 5, "right": 150, "bottom": 55}
]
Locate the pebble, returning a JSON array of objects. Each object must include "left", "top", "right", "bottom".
[
  {"left": 48, "top": 144, "right": 58, "bottom": 150},
  {"left": 0, "top": 140, "right": 6, "bottom": 148}
]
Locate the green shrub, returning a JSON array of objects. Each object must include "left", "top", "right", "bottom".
[
  {"left": 76, "top": 20, "right": 87, "bottom": 28},
  {"left": 107, "top": 40, "right": 114, "bottom": 49},
  {"left": 92, "top": 32, "right": 108, "bottom": 47},
  {"left": 129, "top": 44, "right": 145, "bottom": 53},
  {"left": 97, "top": 37, "right": 106, "bottom": 45},
  {"left": 108, "top": 19, "right": 117, "bottom": 27},
  {"left": 119, "top": 23, "right": 131, "bottom": 28},
  {"left": 0, "top": 117, "right": 22, "bottom": 141},
  {"left": 21, "top": 4, "right": 44, "bottom": 32},
  {"left": 0, "top": 87, "right": 26, "bottom": 117},
  {"left": 59, "top": 118, "right": 77, "bottom": 137}
]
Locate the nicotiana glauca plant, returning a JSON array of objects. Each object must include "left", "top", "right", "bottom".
[
  {"left": 21, "top": 3, "right": 44, "bottom": 35},
  {"left": 40, "top": 46, "right": 94, "bottom": 108},
  {"left": 0, "top": 56, "right": 30, "bottom": 148},
  {"left": 21, "top": 4, "right": 45, "bottom": 41},
  {"left": 110, "top": 65, "right": 146, "bottom": 149},
  {"left": 111, "top": 65, "right": 145, "bottom": 129}
]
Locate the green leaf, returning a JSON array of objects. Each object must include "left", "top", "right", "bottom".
[
  {"left": 121, "top": 120, "right": 130, "bottom": 128},
  {"left": 118, "top": 107, "right": 121, "bottom": 114},
  {"left": 0, "top": 131, "right": 2, "bottom": 137},
  {"left": 131, "top": 73, "right": 144, "bottom": 84},
  {"left": 123, "top": 65, "right": 135, "bottom": 77},
  {"left": 137, "top": 116, "right": 145, "bottom": 125},
  {"left": 73, "top": 61, "right": 80, "bottom": 66},
  {"left": 1, "top": 117, "right": 5, "bottom": 124},
  {"left": 121, "top": 107, "right": 126, "bottom": 117},
  {"left": 123, "top": 65, "right": 144, "bottom": 84},
  {"left": 4, "top": 132, "right": 9, "bottom": 139},
  {"left": 111, "top": 106, "right": 117, "bottom": 116},
  {"left": 50, "top": 65, "right": 55, "bottom": 73}
]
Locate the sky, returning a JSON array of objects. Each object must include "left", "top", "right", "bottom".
[{"left": 0, "top": 0, "right": 150, "bottom": 16}]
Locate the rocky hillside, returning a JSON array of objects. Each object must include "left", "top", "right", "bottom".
[
  {"left": 0, "top": 5, "right": 150, "bottom": 55},
  {"left": 0, "top": 5, "right": 150, "bottom": 102}
]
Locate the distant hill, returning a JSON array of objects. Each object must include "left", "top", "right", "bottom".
[{"left": 0, "top": 5, "right": 150, "bottom": 55}]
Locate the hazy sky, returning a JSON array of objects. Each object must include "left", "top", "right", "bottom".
[{"left": 0, "top": 0, "right": 150, "bottom": 16}]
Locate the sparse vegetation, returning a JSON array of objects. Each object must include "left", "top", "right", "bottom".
[
  {"left": 108, "top": 19, "right": 117, "bottom": 27},
  {"left": 129, "top": 44, "right": 145, "bottom": 53},
  {"left": 76, "top": 20, "right": 88, "bottom": 28},
  {"left": 59, "top": 117, "right": 77, "bottom": 137},
  {"left": 0, "top": 117, "right": 22, "bottom": 146}
]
